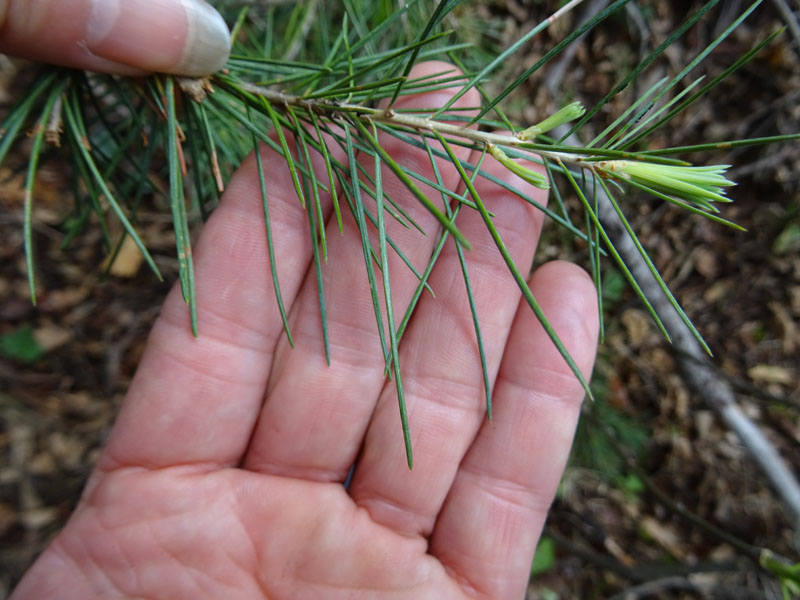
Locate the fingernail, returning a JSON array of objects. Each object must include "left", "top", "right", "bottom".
[
  {"left": 88, "top": 0, "right": 230, "bottom": 77},
  {"left": 175, "top": 0, "right": 231, "bottom": 76}
]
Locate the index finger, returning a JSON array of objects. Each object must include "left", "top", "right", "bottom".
[
  {"left": 0, "top": 0, "right": 229, "bottom": 76},
  {"left": 95, "top": 137, "right": 342, "bottom": 472}
]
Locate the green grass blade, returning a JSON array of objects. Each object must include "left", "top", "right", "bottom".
[
  {"left": 425, "top": 136, "right": 493, "bottom": 418},
  {"left": 165, "top": 78, "right": 198, "bottom": 336},
  {"left": 249, "top": 111, "right": 294, "bottom": 348},
  {"left": 262, "top": 100, "right": 307, "bottom": 209},
  {"left": 595, "top": 176, "right": 711, "bottom": 353},
  {"left": 343, "top": 125, "right": 389, "bottom": 365},
  {"left": 620, "top": 177, "right": 745, "bottom": 230},
  {"left": 564, "top": 0, "right": 721, "bottom": 140},
  {"left": 559, "top": 165, "right": 672, "bottom": 343},
  {"left": 0, "top": 70, "right": 59, "bottom": 167},
  {"left": 619, "top": 0, "right": 764, "bottom": 150},
  {"left": 437, "top": 131, "right": 593, "bottom": 400},
  {"left": 63, "top": 91, "right": 162, "bottom": 282},
  {"left": 432, "top": 0, "right": 589, "bottom": 118},
  {"left": 587, "top": 77, "right": 668, "bottom": 147},
  {"left": 290, "top": 108, "right": 328, "bottom": 261},
  {"left": 610, "top": 78, "right": 706, "bottom": 149},
  {"left": 587, "top": 176, "right": 605, "bottom": 342},
  {"left": 389, "top": 0, "right": 466, "bottom": 105},
  {"left": 372, "top": 125, "right": 412, "bottom": 469},
  {"left": 641, "top": 134, "right": 800, "bottom": 156},
  {"left": 309, "top": 111, "right": 343, "bottom": 233},
  {"left": 23, "top": 86, "right": 63, "bottom": 304},
  {"left": 350, "top": 116, "right": 469, "bottom": 248},
  {"left": 302, "top": 145, "right": 331, "bottom": 366},
  {"left": 472, "top": 0, "right": 631, "bottom": 125}
]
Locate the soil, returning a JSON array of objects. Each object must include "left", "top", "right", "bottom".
[{"left": 1, "top": 1, "right": 798, "bottom": 598}]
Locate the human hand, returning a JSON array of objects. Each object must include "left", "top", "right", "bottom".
[
  {"left": 0, "top": 0, "right": 230, "bottom": 76},
  {"left": 11, "top": 60, "right": 599, "bottom": 599}
]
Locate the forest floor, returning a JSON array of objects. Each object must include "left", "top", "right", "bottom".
[{"left": 1, "top": 1, "right": 799, "bottom": 598}]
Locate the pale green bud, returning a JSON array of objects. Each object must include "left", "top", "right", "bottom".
[
  {"left": 488, "top": 144, "right": 550, "bottom": 190},
  {"left": 517, "top": 102, "right": 586, "bottom": 141},
  {"left": 598, "top": 160, "right": 735, "bottom": 206}
]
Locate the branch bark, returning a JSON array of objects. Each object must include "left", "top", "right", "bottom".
[
  {"left": 542, "top": 0, "right": 800, "bottom": 533},
  {"left": 553, "top": 116, "right": 800, "bottom": 529},
  {"left": 770, "top": 0, "right": 800, "bottom": 56}
]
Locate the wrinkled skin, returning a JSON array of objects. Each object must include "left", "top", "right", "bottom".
[{"left": 8, "top": 29, "right": 599, "bottom": 598}]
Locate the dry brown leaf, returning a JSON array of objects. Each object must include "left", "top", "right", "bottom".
[
  {"left": 106, "top": 235, "right": 145, "bottom": 278},
  {"left": 641, "top": 516, "right": 686, "bottom": 560},
  {"left": 0, "top": 502, "right": 17, "bottom": 537},
  {"left": 621, "top": 309, "right": 651, "bottom": 347},
  {"left": 38, "top": 286, "right": 90, "bottom": 312},
  {"left": 703, "top": 280, "right": 730, "bottom": 303},
  {"left": 789, "top": 286, "right": 800, "bottom": 315},
  {"left": 47, "top": 432, "right": 88, "bottom": 470},
  {"left": 769, "top": 301, "right": 798, "bottom": 353},
  {"left": 694, "top": 248, "right": 718, "bottom": 279},
  {"left": 28, "top": 452, "right": 56, "bottom": 476},
  {"left": 747, "top": 364, "right": 794, "bottom": 385},
  {"left": 603, "top": 536, "right": 636, "bottom": 567},
  {"left": 19, "top": 507, "right": 58, "bottom": 530},
  {"left": 33, "top": 323, "right": 71, "bottom": 353},
  {"left": 694, "top": 410, "right": 715, "bottom": 438}
]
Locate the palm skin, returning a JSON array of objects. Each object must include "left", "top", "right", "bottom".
[
  {"left": 11, "top": 63, "right": 599, "bottom": 600},
  {"left": 26, "top": 466, "right": 465, "bottom": 598}
]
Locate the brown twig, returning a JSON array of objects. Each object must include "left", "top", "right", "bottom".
[
  {"left": 770, "top": 0, "right": 800, "bottom": 56},
  {"left": 541, "top": 3, "right": 800, "bottom": 530},
  {"left": 589, "top": 163, "right": 800, "bottom": 528},
  {"left": 609, "top": 577, "right": 771, "bottom": 600},
  {"left": 544, "top": 526, "right": 744, "bottom": 582}
]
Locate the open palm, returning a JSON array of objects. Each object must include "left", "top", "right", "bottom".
[{"left": 13, "top": 64, "right": 598, "bottom": 600}]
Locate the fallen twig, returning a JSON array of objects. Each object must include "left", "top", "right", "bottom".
[
  {"left": 770, "top": 0, "right": 800, "bottom": 55},
  {"left": 543, "top": 0, "right": 800, "bottom": 530}
]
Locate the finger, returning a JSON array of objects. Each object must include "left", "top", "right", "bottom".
[
  {"left": 0, "top": 0, "right": 229, "bottom": 76},
  {"left": 243, "top": 62, "right": 480, "bottom": 481},
  {"left": 97, "top": 138, "right": 341, "bottom": 471},
  {"left": 430, "top": 261, "right": 599, "bottom": 599},
  {"left": 347, "top": 148, "right": 548, "bottom": 536}
]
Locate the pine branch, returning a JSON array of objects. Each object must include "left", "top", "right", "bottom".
[{"left": 3, "top": 0, "right": 795, "bottom": 476}]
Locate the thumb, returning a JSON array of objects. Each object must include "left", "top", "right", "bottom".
[{"left": 0, "top": 0, "right": 230, "bottom": 76}]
